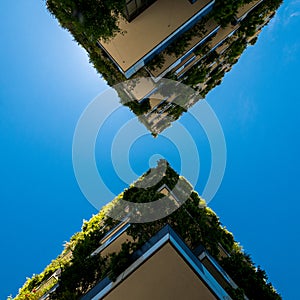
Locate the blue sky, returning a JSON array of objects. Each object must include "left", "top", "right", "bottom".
[{"left": 0, "top": 1, "right": 300, "bottom": 299}]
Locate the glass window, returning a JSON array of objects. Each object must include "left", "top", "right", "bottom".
[{"left": 126, "top": 1, "right": 137, "bottom": 15}]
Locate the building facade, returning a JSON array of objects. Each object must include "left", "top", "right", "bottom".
[
  {"left": 124, "top": 0, "right": 157, "bottom": 22},
  {"left": 14, "top": 161, "right": 281, "bottom": 300},
  {"left": 99, "top": 0, "right": 216, "bottom": 78},
  {"left": 82, "top": 225, "right": 236, "bottom": 300},
  {"left": 116, "top": 0, "right": 282, "bottom": 135}
]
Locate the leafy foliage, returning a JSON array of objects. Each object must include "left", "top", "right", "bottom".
[
  {"left": 46, "top": 0, "right": 126, "bottom": 42},
  {"left": 213, "top": 0, "right": 254, "bottom": 27},
  {"left": 146, "top": 54, "right": 166, "bottom": 71},
  {"left": 182, "top": 0, "right": 283, "bottom": 97},
  {"left": 221, "top": 252, "right": 282, "bottom": 300}
]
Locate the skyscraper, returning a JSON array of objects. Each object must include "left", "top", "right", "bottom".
[
  {"left": 13, "top": 161, "right": 281, "bottom": 300},
  {"left": 47, "top": 0, "right": 281, "bottom": 87},
  {"left": 46, "top": 0, "right": 282, "bottom": 133}
]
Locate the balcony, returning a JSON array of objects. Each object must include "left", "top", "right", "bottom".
[{"left": 99, "top": 0, "right": 215, "bottom": 78}]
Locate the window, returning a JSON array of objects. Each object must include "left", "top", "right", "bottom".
[{"left": 124, "top": 0, "right": 157, "bottom": 22}]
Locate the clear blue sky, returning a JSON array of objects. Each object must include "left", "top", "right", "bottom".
[{"left": 1, "top": 1, "right": 299, "bottom": 299}]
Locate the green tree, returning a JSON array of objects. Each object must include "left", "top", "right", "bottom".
[{"left": 47, "top": 0, "right": 126, "bottom": 41}]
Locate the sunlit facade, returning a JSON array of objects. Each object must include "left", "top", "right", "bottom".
[
  {"left": 98, "top": 0, "right": 215, "bottom": 78},
  {"left": 82, "top": 225, "right": 236, "bottom": 300}
]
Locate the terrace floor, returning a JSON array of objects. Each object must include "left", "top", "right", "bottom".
[
  {"left": 99, "top": 0, "right": 213, "bottom": 73},
  {"left": 148, "top": 17, "right": 219, "bottom": 78},
  {"left": 236, "top": 0, "right": 263, "bottom": 19}
]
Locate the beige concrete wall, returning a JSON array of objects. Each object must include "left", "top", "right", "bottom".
[
  {"left": 102, "top": 243, "right": 218, "bottom": 300},
  {"left": 100, "top": 0, "right": 213, "bottom": 72},
  {"left": 101, "top": 232, "right": 133, "bottom": 257}
]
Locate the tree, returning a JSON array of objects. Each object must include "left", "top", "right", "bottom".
[{"left": 46, "top": 0, "right": 126, "bottom": 41}]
